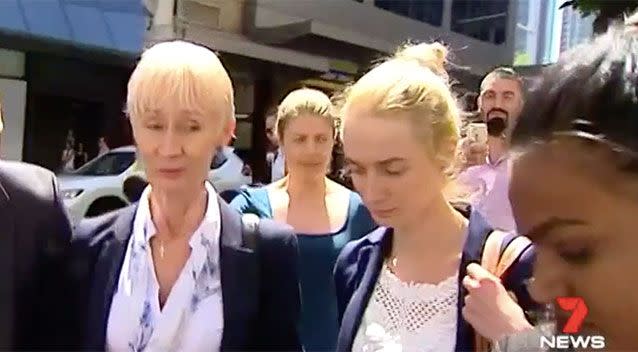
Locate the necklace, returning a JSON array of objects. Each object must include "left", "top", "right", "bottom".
[
  {"left": 159, "top": 240, "right": 166, "bottom": 259},
  {"left": 387, "top": 256, "right": 399, "bottom": 274}
]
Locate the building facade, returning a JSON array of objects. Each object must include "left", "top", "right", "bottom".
[
  {"left": 146, "top": 0, "right": 520, "bottom": 180},
  {"left": 0, "top": 0, "right": 147, "bottom": 170},
  {"left": 0, "top": 0, "right": 520, "bottom": 178},
  {"left": 514, "top": 0, "right": 560, "bottom": 66}
]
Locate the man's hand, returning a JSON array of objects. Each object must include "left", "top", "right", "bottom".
[{"left": 462, "top": 263, "right": 533, "bottom": 341}]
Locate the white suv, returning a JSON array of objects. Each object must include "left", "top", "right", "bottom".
[{"left": 58, "top": 145, "right": 252, "bottom": 226}]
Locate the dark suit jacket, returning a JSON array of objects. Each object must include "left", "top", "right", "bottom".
[
  {"left": 334, "top": 209, "right": 537, "bottom": 352},
  {"left": 71, "top": 198, "right": 302, "bottom": 351},
  {"left": 0, "top": 161, "right": 77, "bottom": 350}
]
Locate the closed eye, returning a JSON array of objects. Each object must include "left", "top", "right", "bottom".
[
  {"left": 146, "top": 123, "right": 163, "bottom": 130},
  {"left": 384, "top": 167, "right": 405, "bottom": 176}
]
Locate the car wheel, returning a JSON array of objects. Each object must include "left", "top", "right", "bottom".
[{"left": 85, "top": 197, "right": 128, "bottom": 217}]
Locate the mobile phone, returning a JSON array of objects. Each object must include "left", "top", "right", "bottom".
[{"left": 468, "top": 123, "right": 488, "bottom": 145}]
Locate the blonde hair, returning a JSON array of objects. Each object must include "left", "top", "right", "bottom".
[
  {"left": 276, "top": 88, "right": 339, "bottom": 139},
  {"left": 126, "top": 40, "right": 235, "bottom": 123},
  {"left": 339, "top": 42, "right": 461, "bottom": 178}
]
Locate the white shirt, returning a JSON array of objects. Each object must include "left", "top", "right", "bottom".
[
  {"left": 353, "top": 266, "right": 458, "bottom": 352},
  {"left": 106, "top": 182, "right": 224, "bottom": 352}
]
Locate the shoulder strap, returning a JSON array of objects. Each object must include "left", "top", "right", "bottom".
[
  {"left": 480, "top": 230, "right": 532, "bottom": 278},
  {"left": 241, "top": 213, "right": 261, "bottom": 251},
  {"left": 480, "top": 230, "right": 510, "bottom": 276},
  {"left": 495, "top": 236, "right": 532, "bottom": 278},
  {"left": 475, "top": 230, "right": 532, "bottom": 352}
]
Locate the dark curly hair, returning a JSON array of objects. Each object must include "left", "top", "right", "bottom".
[{"left": 512, "top": 21, "right": 638, "bottom": 172}]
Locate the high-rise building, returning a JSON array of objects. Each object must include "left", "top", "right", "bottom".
[
  {"left": 560, "top": 6, "right": 594, "bottom": 53},
  {"left": 513, "top": 0, "right": 559, "bottom": 65}
]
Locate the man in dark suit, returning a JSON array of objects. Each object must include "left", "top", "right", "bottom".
[{"left": 0, "top": 160, "right": 77, "bottom": 350}]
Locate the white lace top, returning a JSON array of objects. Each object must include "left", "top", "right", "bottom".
[{"left": 352, "top": 266, "right": 459, "bottom": 352}]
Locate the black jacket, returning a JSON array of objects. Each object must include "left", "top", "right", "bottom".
[
  {"left": 0, "top": 161, "right": 77, "bottom": 350},
  {"left": 71, "top": 198, "right": 302, "bottom": 351}
]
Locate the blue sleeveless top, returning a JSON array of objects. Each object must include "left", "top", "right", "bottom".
[{"left": 229, "top": 187, "right": 377, "bottom": 351}]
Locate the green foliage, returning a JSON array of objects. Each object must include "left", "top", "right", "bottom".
[
  {"left": 562, "top": 0, "right": 638, "bottom": 17},
  {"left": 513, "top": 51, "right": 532, "bottom": 66}
]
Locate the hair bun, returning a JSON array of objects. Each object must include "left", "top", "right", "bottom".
[{"left": 394, "top": 42, "right": 449, "bottom": 78}]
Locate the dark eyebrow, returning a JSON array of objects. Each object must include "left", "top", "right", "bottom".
[{"left": 524, "top": 217, "right": 586, "bottom": 241}]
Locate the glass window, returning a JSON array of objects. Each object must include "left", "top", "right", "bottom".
[
  {"left": 451, "top": 0, "right": 509, "bottom": 44},
  {"left": 74, "top": 151, "right": 136, "bottom": 176},
  {"left": 375, "top": 0, "right": 443, "bottom": 27}
]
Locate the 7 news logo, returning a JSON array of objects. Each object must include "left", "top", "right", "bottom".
[{"left": 540, "top": 297, "right": 606, "bottom": 350}]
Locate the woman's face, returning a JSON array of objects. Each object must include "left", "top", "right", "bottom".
[
  {"left": 509, "top": 142, "right": 638, "bottom": 350},
  {"left": 342, "top": 108, "right": 446, "bottom": 229},
  {"left": 131, "top": 101, "right": 232, "bottom": 193},
  {"left": 280, "top": 114, "right": 334, "bottom": 176}
]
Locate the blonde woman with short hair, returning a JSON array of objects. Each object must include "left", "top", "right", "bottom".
[
  {"left": 333, "top": 43, "right": 537, "bottom": 352},
  {"left": 72, "top": 40, "right": 302, "bottom": 351},
  {"left": 230, "top": 88, "right": 377, "bottom": 351}
]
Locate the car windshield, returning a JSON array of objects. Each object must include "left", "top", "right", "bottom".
[{"left": 74, "top": 151, "right": 136, "bottom": 176}]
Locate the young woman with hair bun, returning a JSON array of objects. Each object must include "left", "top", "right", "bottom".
[{"left": 334, "top": 42, "right": 537, "bottom": 352}]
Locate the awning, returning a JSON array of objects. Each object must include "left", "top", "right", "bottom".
[
  {"left": 247, "top": 18, "right": 395, "bottom": 53},
  {"left": 0, "top": 0, "right": 147, "bottom": 55},
  {"left": 244, "top": 1, "right": 395, "bottom": 53}
]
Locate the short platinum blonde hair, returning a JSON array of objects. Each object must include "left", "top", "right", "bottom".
[
  {"left": 126, "top": 40, "right": 235, "bottom": 123},
  {"left": 276, "top": 88, "right": 338, "bottom": 139},
  {"left": 338, "top": 42, "right": 461, "bottom": 176}
]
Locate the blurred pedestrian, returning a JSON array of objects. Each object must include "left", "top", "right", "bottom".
[
  {"left": 97, "top": 137, "right": 109, "bottom": 156},
  {"left": 61, "top": 141, "right": 75, "bottom": 172},
  {"left": 74, "top": 142, "right": 88, "bottom": 169},
  {"left": 265, "top": 109, "right": 286, "bottom": 182}
]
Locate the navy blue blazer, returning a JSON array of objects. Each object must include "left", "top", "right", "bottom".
[
  {"left": 334, "top": 209, "right": 536, "bottom": 352},
  {"left": 70, "top": 198, "right": 302, "bottom": 351}
]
